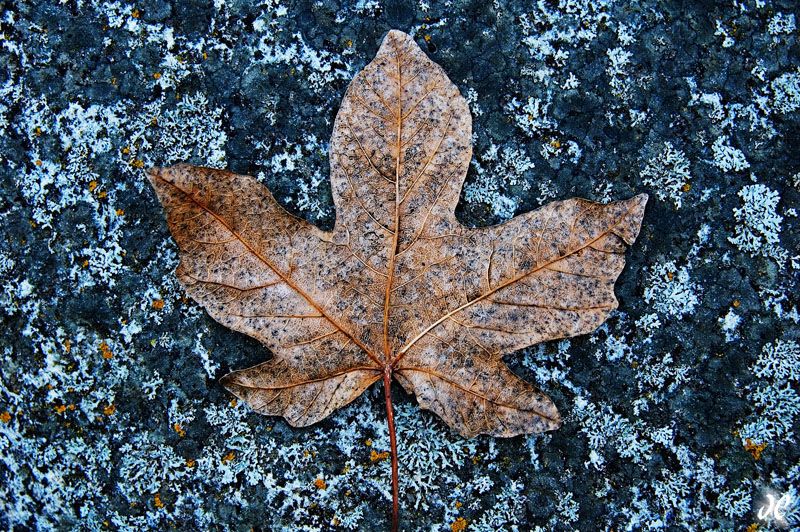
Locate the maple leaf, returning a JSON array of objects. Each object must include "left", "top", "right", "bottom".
[{"left": 147, "top": 30, "right": 647, "bottom": 529}]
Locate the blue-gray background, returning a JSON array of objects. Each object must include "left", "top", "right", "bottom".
[{"left": 1, "top": 0, "right": 798, "bottom": 530}]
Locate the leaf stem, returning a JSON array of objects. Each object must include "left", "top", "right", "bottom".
[{"left": 383, "top": 369, "right": 400, "bottom": 532}]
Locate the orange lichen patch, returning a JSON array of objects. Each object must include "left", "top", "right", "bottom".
[
  {"left": 116, "top": 208, "right": 125, "bottom": 216},
  {"left": 131, "top": 9, "right": 140, "bottom": 18},
  {"left": 744, "top": 439, "right": 766, "bottom": 460},
  {"left": 455, "top": 501, "right": 462, "bottom": 509},
  {"left": 370, "top": 450, "right": 390, "bottom": 462},
  {"left": 173, "top": 423, "right": 184, "bottom": 437},
  {"left": 229, "top": 399, "right": 237, "bottom": 407},
  {"left": 35, "top": 160, "right": 42, "bottom": 166},
  {"left": 682, "top": 183, "right": 691, "bottom": 192},
  {"left": 97, "top": 191, "right": 107, "bottom": 199},
  {"left": 68, "top": 404, "right": 75, "bottom": 411},
  {"left": 103, "top": 403, "right": 115, "bottom": 416},
  {"left": 1, "top": 411, "right": 12, "bottom": 423},
  {"left": 313, "top": 478, "right": 327, "bottom": 490},
  {"left": 347, "top": 40, "right": 352, "bottom": 47},
  {"left": 667, "top": 271, "right": 675, "bottom": 281},
  {"left": 152, "top": 299, "right": 165, "bottom": 309},
  {"left": 222, "top": 451, "right": 235, "bottom": 463},
  {"left": 54, "top": 405, "right": 67, "bottom": 414},
  {"left": 100, "top": 341, "right": 113, "bottom": 359},
  {"left": 733, "top": 300, "right": 740, "bottom": 307},
  {"left": 88, "top": 180, "right": 98, "bottom": 192},
  {"left": 424, "top": 34, "right": 431, "bottom": 42},
  {"left": 34, "top": 127, "right": 42, "bottom": 136},
  {"left": 153, "top": 72, "right": 162, "bottom": 79},
  {"left": 451, "top": 517, "right": 467, "bottom": 532},
  {"left": 186, "top": 459, "right": 196, "bottom": 468},
  {"left": 549, "top": 139, "right": 561, "bottom": 148},
  {"left": 82, "top": 259, "right": 89, "bottom": 268},
  {"left": 47, "top": 384, "right": 53, "bottom": 390},
  {"left": 63, "top": 339, "right": 71, "bottom": 354},
  {"left": 365, "top": 439, "right": 372, "bottom": 447},
  {"left": 132, "top": 159, "right": 145, "bottom": 168},
  {"left": 122, "top": 147, "right": 130, "bottom": 154},
  {"left": 154, "top": 494, "right": 163, "bottom": 508},
  {"left": 202, "top": 52, "right": 207, "bottom": 59}
]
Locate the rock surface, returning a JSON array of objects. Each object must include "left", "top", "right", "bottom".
[{"left": 0, "top": 1, "right": 798, "bottom": 531}]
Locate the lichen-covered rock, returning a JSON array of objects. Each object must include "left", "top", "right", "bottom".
[{"left": 0, "top": 1, "right": 797, "bottom": 531}]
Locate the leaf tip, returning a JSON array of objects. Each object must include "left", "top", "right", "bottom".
[{"left": 219, "top": 372, "right": 245, "bottom": 399}]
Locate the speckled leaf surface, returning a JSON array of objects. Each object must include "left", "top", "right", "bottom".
[{"left": 148, "top": 30, "right": 647, "bottom": 438}]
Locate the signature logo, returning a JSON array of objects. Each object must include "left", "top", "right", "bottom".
[{"left": 757, "top": 491, "right": 795, "bottom": 527}]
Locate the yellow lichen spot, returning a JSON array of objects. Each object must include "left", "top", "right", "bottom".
[
  {"left": 347, "top": 40, "right": 352, "bottom": 47},
  {"left": 744, "top": 439, "right": 766, "bottom": 460},
  {"left": 55, "top": 405, "right": 67, "bottom": 414},
  {"left": 153, "top": 72, "right": 162, "bottom": 79},
  {"left": 313, "top": 477, "right": 327, "bottom": 490},
  {"left": 132, "top": 159, "right": 145, "bottom": 168},
  {"left": 549, "top": 139, "right": 561, "bottom": 148},
  {"left": 104, "top": 403, "right": 115, "bottom": 416},
  {"left": 34, "top": 127, "right": 42, "bottom": 136},
  {"left": 35, "top": 160, "right": 42, "bottom": 166},
  {"left": 111, "top": 77, "right": 117, "bottom": 87},
  {"left": 173, "top": 423, "right": 184, "bottom": 437},
  {"left": 455, "top": 501, "right": 462, "bottom": 509},
  {"left": 88, "top": 181, "right": 98, "bottom": 192},
  {"left": 370, "top": 450, "right": 390, "bottom": 462},
  {"left": 365, "top": 439, "right": 372, "bottom": 446},
  {"left": 291, "top": 68, "right": 295, "bottom": 75},
  {"left": 332, "top": 517, "right": 340, "bottom": 526},
  {"left": 186, "top": 459, "right": 196, "bottom": 467},
  {"left": 154, "top": 493, "right": 163, "bottom": 508},
  {"left": 424, "top": 34, "right": 431, "bottom": 42},
  {"left": 682, "top": 183, "right": 691, "bottom": 192},
  {"left": 667, "top": 271, "right": 675, "bottom": 281},
  {"left": 152, "top": 299, "right": 165, "bottom": 309},
  {"left": 82, "top": 259, "right": 89, "bottom": 268},
  {"left": 47, "top": 384, "right": 53, "bottom": 390},
  {"left": 472, "top": 455, "right": 481, "bottom": 464},
  {"left": 97, "top": 191, "right": 107, "bottom": 198},
  {"left": 0, "top": 411, "right": 12, "bottom": 423},
  {"left": 116, "top": 208, "right": 125, "bottom": 216},
  {"left": 222, "top": 451, "right": 235, "bottom": 463},
  {"left": 63, "top": 339, "right": 71, "bottom": 353},
  {"left": 100, "top": 341, "right": 113, "bottom": 359},
  {"left": 131, "top": 9, "right": 140, "bottom": 18},
  {"left": 68, "top": 404, "right": 75, "bottom": 411},
  {"left": 122, "top": 147, "right": 130, "bottom": 154},
  {"left": 733, "top": 300, "right": 740, "bottom": 307},
  {"left": 230, "top": 399, "right": 237, "bottom": 407},
  {"left": 745, "top": 523, "right": 759, "bottom": 532},
  {"left": 451, "top": 517, "right": 467, "bottom": 532},
  {"left": 203, "top": 52, "right": 207, "bottom": 59}
]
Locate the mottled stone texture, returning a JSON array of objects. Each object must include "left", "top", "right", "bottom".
[{"left": 2, "top": 1, "right": 798, "bottom": 531}]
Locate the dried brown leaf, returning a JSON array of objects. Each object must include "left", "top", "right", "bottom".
[{"left": 148, "top": 30, "right": 646, "bottom": 442}]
